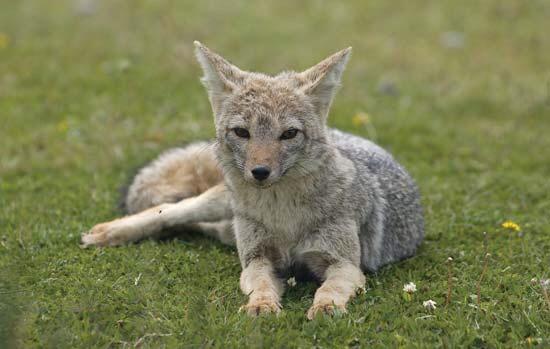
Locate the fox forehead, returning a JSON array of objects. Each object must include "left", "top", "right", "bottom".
[{"left": 223, "top": 77, "right": 313, "bottom": 125}]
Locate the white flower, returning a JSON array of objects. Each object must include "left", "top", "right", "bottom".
[
  {"left": 541, "top": 279, "right": 550, "bottom": 289},
  {"left": 403, "top": 282, "right": 417, "bottom": 293},
  {"left": 530, "top": 278, "right": 538, "bottom": 286},
  {"left": 287, "top": 277, "right": 297, "bottom": 287},
  {"left": 423, "top": 299, "right": 437, "bottom": 310}
]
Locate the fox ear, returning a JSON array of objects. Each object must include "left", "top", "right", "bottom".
[
  {"left": 194, "top": 41, "right": 246, "bottom": 114},
  {"left": 298, "top": 47, "right": 351, "bottom": 120}
]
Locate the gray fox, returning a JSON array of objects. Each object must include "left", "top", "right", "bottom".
[{"left": 81, "top": 42, "right": 424, "bottom": 319}]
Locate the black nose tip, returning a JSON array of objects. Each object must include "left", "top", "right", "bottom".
[{"left": 251, "top": 166, "right": 271, "bottom": 181}]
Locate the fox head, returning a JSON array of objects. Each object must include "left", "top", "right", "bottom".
[{"left": 194, "top": 41, "right": 350, "bottom": 187}]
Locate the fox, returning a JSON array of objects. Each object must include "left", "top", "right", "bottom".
[{"left": 81, "top": 41, "right": 424, "bottom": 319}]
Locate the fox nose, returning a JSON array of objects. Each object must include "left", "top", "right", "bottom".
[{"left": 251, "top": 166, "right": 271, "bottom": 181}]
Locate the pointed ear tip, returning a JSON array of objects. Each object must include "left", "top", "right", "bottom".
[
  {"left": 193, "top": 41, "right": 204, "bottom": 50},
  {"left": 332, "top": 47, "right": 352, "bottom": 62}
]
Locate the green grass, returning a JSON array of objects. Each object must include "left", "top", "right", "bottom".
[{"left": 1, "top": 0, "right": 549, "bottom": 347}]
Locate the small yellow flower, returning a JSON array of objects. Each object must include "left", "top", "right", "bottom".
[
  {"left": 57, "top": 120, "right": 69, "bottom": 133},
  {"left": 352, "top": 112, "right": 370, "bottom": 127},
  {"left": 501, "top": 220, "right": 521, "bottom": 231},
  {"left": 0, "top": 33, "right": 9, "bottom": 49}
]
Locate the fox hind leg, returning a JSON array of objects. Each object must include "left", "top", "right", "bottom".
[
  {"left": 82, "top": 142, "right": 234, "bottom": 247},
  {"left": 81, "top": 183, "right": 233, "bottom": 247}
]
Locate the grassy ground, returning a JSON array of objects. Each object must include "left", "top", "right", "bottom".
[{"left": 1, "top": 0, "right": 549, "bottom": 347}]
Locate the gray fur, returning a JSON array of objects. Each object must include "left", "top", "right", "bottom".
[{"left": 328, "top": 129, "right": 424, "bottom": 271}]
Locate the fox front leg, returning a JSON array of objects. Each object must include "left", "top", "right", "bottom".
[
  {"left": 239, "top": 257, "right": 284, "bottom": 316},
  {"left": 299, "top": 220, "right": 366, "bottom": 320},
  {"left": 306, "top": 262, "right": 365, "bottom": 320},
  {"left": 234, "top": 217, "right": 285, "bottom": 316}
]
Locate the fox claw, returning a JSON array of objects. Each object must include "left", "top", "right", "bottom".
[
  {"left": 306, "top": 302, "right": 347, "bottom": 320},
  {"left": 80, "top": 221, "right": 128, "bottom": 247},
  {"left": 240, "top": 298, "right": 282, "bottom": 317}
]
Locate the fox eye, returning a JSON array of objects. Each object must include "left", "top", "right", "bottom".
[
  {"left": 233, "top": 127, "right": 250, "bottom": 139},
  {"left": 280, "top": 128, "right": 299, "bottom": 140}
]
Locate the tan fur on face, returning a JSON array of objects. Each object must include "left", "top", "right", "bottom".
[{"left": 245, "top": 141, "right": 281, "bottom": 173}]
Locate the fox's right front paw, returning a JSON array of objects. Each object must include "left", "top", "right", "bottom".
[{"left": 240, "top": 295, "right": 282, "bottom": 317}]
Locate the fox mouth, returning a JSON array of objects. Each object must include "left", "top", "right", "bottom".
[
  {"left": 246, "top": 176, "right": 277, "bottom": 188},
  {"left": 252, "top": 180, "right": 274, "bottom": 189}
]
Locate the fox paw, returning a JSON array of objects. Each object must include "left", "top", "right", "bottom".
[
  {"left": 80, "top": 220, "right": 130, "bottom": 247},
  {"left": 306, "top": 301, "right": 347, "bottom": 320},
  {"left": 240, "top": 296, "right": 281, "bottom": 317}
]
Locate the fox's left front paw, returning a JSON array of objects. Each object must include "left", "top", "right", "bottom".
[{"left": 306, "top": 300, "right": 347, "bottom": 320}]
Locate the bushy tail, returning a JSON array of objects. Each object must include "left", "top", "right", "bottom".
[{"left": 122, "top": 142, "right": 223, "bottom": 214}]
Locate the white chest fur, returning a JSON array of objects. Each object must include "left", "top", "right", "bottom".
[{"left": 231, "top": 181, "right": 319, "bottom": 243}]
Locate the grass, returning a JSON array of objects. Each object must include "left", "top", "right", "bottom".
[{"left": 1, "top": 0, "right": 549, "bottom": 347}]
